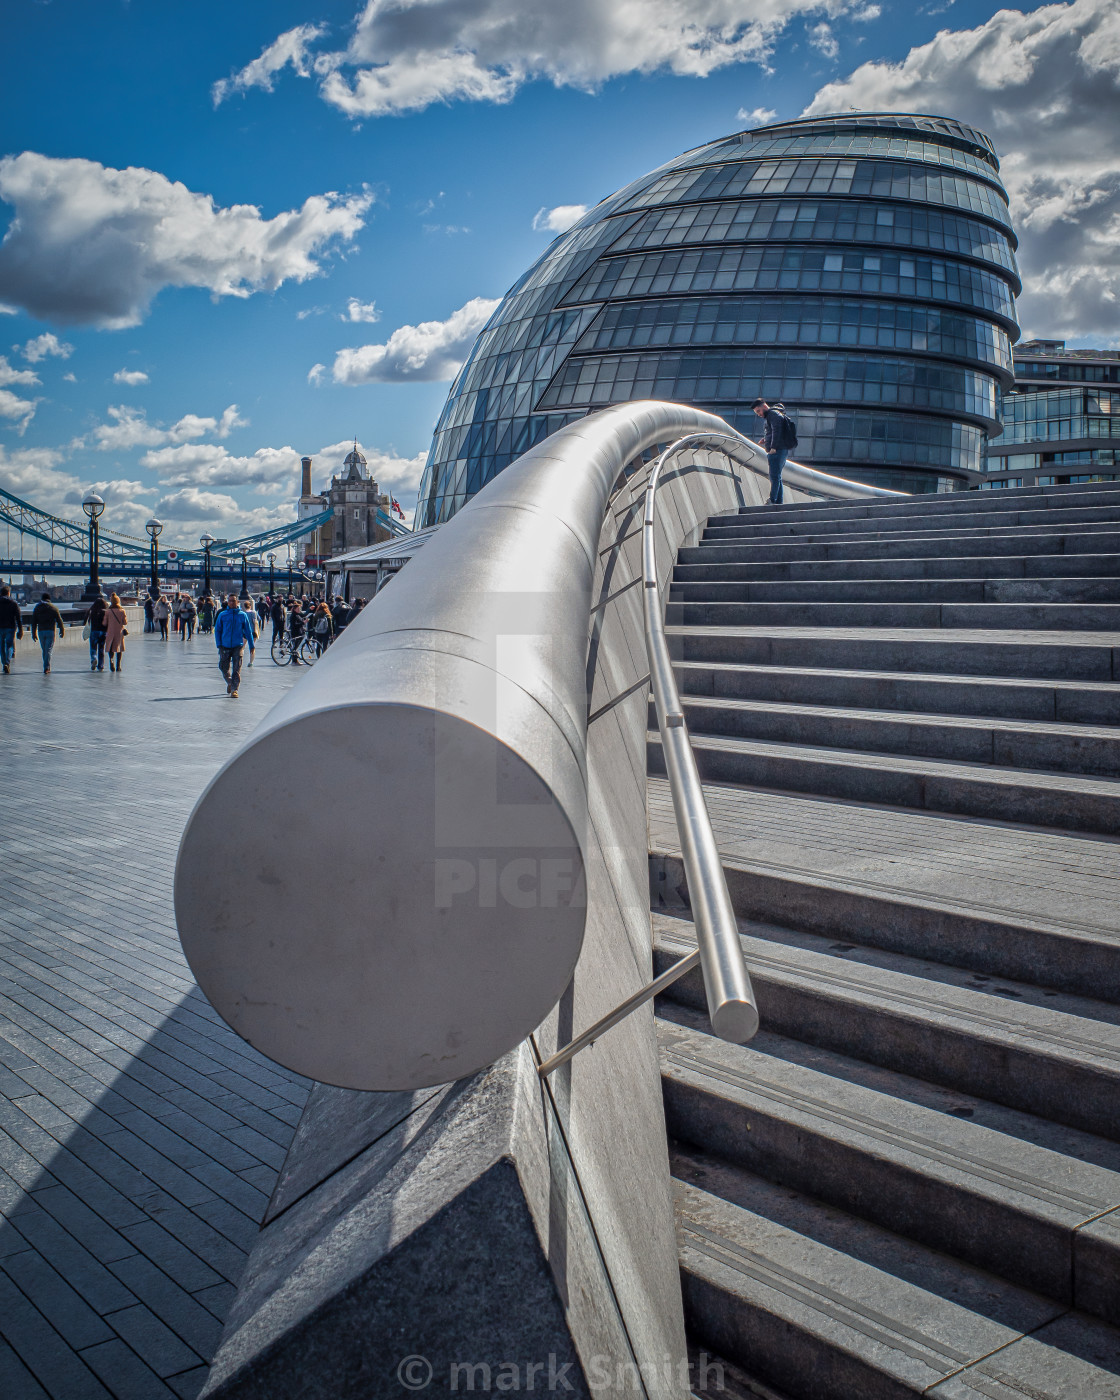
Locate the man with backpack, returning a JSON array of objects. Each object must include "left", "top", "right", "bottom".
[{"left": 752, "top": 398, "right": 797, "bottom": 505}]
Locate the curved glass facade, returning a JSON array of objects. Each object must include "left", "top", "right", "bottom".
[{"left": 418, "top": 113, "right": 1021, "bottom": 523}]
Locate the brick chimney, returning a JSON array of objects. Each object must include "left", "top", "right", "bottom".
[{"left": 301, "top": 457, "right": 313, "bottom": 497}]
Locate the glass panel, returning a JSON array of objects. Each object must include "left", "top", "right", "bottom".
[{"left": 564, "top": 246, "right": 1016, "bottom": 322}]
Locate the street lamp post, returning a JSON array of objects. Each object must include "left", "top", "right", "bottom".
[
  {"left": 81, "top": 493, "right": 105, "bottom": 601},
  {"left": 145, "top": 518, "right": 162, "bottom": 596},
  {"left": 268, "top": 553, "right": 276, "bottom": 594},
  {"left": 286, "top": 546, "right": 293, "bottom": 596},
  {"left": 239, "top": 547, "right": 250, "bottom": 601},
  {"left": 199, "top": 532, "right": 214, "bottom": 597}
]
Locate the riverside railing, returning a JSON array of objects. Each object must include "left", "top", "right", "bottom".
[{"left": 175, "top": 402, "right": 897, "bottom": 1094}]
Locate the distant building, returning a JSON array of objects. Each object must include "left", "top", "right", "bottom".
[
  {"left": 983, "top": 340, "right": 1120, "bottom": 489},
  {"left": 298, "top": 446, "right": 394, "bottom": 565},
  {"left": 417, "top": 111, "right": 1020, "bottom": 521}
]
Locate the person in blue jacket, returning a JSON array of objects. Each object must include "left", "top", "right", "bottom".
[{"left": 214, "top": 593, "right": 256, "bottom": 698}]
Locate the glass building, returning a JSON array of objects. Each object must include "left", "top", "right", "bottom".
[
  {"left": 982, "top": 340, "right": 1120, "bottom": 489},
  {"left": 416, "top": 113, "right": 1021, "bottom": 525}
]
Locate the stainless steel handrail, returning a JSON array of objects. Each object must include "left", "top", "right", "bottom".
[
  {"left": 642, "top": 436, "right": 760, "bottom": 1042},
  {"left": 539, "top": 432, "right": 768, "bottom": 1077}
]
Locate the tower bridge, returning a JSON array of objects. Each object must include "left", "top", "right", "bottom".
[{"left": 0, "top": 476, "right": 409, "bottom": 582}]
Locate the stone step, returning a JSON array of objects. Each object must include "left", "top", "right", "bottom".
[
  {"left": 675, "top": 659, "right": 1120, "bottom": 726},
  {"left": 652, "top": 912, "right": 1120, "bottom": 1142},
  {"left": 673, "top": 553, "right": 1120, "bottom": 582},
  {"left": 659, "top": 1007, "right": 1120, "bottom": 1317},
  {"left": 648, "top": 730, "right": 1120, "bottom": 834},
  {"left": 664, "top": 599, "right": 1120, "bottom": 631},
  {"left": 672, "top": 1156, "right": 1120, "bottom": 1400},
  {"left": 706, "top": 503, "right": 1120, "bottom": 542},
  {"left": 680, "top": 530, "right": 1120, "bottom": 564},
  {"left": 729, "top": 481, "right": 1120, "bottom": 523},
  {"left": 668, "top": 577, "right": 1120, "bottom": 604},
  {"left": 668, "top": 695, "right": 1120, "bottom": 778},
  {"left": 648, "top": 780, "right": 1120, "bottom": 1002},
  {"left": 667, "top": 626, "right": 1119, "bottom": 682}
]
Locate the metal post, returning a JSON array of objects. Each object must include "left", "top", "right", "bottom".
[
  {"left": 268, "top": 553, "right": 275, "bottom": 594},
  {"left": 239, "top": 548, "right": 250, "bottom": 601}
]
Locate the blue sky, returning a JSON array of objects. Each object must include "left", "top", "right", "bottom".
[{"left": 2, "top": 0, "right": 1116, "bottom": 548}]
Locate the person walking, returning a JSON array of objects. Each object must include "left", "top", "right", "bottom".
[
  {"left": 0, "top": 585, "right": 23, "bottom": 674},
  {"left": 85, "top": 594, "right": 110, "bottom": 671},
  {"left": 198, "top": 594, "right": 215, "bottom": 635},
  {"left": 330, "top": 595, "right": 349, "bottom": 639},
  {"left": 287, "top": 599, "right": 305, "bottom": 663},
  {"left": 310, "top": 600, "right": 333, "bottom": 657},
  {"left": 153, "top": 593, "right": 170, "bottom": 639},
  {"left": 180, "top": 593, "right": 197, "bottom": 640},
  {"left": 105, "top": 593, "right": 128, "bottom": 670},
  {"left": 143, "top": 592, "right": 155, "bottom": 633},
  {"left": 215, "top": 594, "right": 255, "bottom": 697},
  {"left": 31, "top": 592, "right": 65, "bottom": 673},
  {"left": 269, "top": 594, "right": 286, "bottom": 645},
  {"left": 752, "top": 397, "right": 797, "bottom": 505}
]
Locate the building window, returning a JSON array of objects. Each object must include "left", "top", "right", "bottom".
[{"left": 354, "top": 509, "right": 360, "bottom": 519}]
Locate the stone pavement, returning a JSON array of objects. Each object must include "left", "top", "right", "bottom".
[{"left": 0, "top": 628, "right": 308, "bottom": 1398}]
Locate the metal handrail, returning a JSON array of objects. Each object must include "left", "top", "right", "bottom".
[
  {"left": 642, "top": 438, "right": 760, "bottom": 1041},
  {"left": 536, "top": 429, "right": 905, "bottom": 1073},
  {"left": 538, "top": 433, "right": 765, "bottom": 1077}
]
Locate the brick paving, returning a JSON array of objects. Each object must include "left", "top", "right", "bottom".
[{"left": 0, "top": 626, "right": 309, "bottom": 1398}]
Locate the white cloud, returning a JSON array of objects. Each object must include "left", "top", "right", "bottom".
[
  {"left": 91, "top": 402, "right": 246, "bottom": 451},
  {"left": 328, "top": 296, "right": 499, "bottom": 384},
  {"left": 342, "top": 297, "right": 381, "bottom": 322},
  {"left": 62, "top": 372, "right": 77, "bottom": 383},
  {"left": 0, "top": 389, "right": 37, "bottom": 432},
  {"left": 19, "top": 332, "right": 73, "bottom": 363},
  {"left": 737, "top": 105, "right": 777, "bottom": 124},
  {"left": 307, "top": 363, "right": 327, "bottom": 386},
  {"left": 142, "top": 442, "right": 301, "bottom": 494},
  {"left": 809, "top": 22, "right": 839, "bottom": 58},
  {"left": 0, "top": 153, "right": 372, "bottom": 328},
  {"left": 113, "top": 368, "right": 150, "bottom": 386},
  {"left": 803, "top": 0, "right": 1120, "bottom": 338},
  {"left": 0, "top": 356, "right": 39, "bottom": 387},
  {"left": 213, "top": 23, "right": 328, "bottom": 105},
  {"left": 852, "top": 4, "right": 880, "bottom": 19},
  {"left": 532, "top": 204, "right": 588, "bottom": 233},
  {"left": 233, "top": 0, "right": 866, "bottom": 119}
]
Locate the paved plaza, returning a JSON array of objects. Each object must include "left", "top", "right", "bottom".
[{"left": 0, "top": 628, "right": 307, "bottom": 1398}]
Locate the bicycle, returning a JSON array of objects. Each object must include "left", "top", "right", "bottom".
[{"left": 271, "top": 633, "right": 299, "bottom": 666}]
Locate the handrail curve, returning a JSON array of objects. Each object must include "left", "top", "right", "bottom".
[
  {"left": 174, "top": 401, "right": 899, "bottom": 1092},
  {"left": 643, "top": 436, "right": 760, "bottom": 1043}
]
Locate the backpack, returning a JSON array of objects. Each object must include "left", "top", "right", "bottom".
[{"left": 775, "top": 410, "right": 798, "bottom": 450}]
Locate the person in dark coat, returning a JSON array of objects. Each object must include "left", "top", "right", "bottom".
[
  {"left": 269, "top": 595, "right": 286, "bottom": 644},
  {"left": 30, "top": 593, "right": 65, "bottom": 673},
  {"left": 86, "top": 595, "right": 110, "bottom": 671},
  {"left": 0, "top": 585, "right": 23, "bottom": 674}
]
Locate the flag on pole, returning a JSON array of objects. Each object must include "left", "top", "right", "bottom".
[{"left": 391, "top": 497, "right": 405, "bottom": 519}]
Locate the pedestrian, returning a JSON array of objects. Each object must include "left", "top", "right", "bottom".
[
  {"left": 310, "top": 600, "right": 333, "bottom": 656},
  {"left": 256, "top": 594, "right": 269, "bottom": 628},
  {"left": 344, "top": 596, "right": 365, "bottom": 628},
  {"left": 215, "top": 594, "right": 255, "bottom": 697},
  {"left": 0, "top": 585, "right": 23, "bottom": 674},
  {"left": 240, "top": 597, "right": 261, "bottom": 667},
  {"left": 751, "top": 398, "right": 797, "bottom": 506},
  {"left": 180, "top": 593, "right": 197, "bottom": 640},
  {"left": 330, "top": 595, "right": 349, "bottom": 638},
  {"left": 30, "top": 592, "right": 65, "bottom": 673},
  {"left": 153, "top": 593, "right": 170, "bottom": 639},
  {"left": 85, "top": 594, "right": 110, "bottom": 671},
  {"left": 143, "top": 592, "right": 155, "bottom": 633},
  {"left": 288, "top": 599, "right": 306, "bottom": 663},
  {"left": 105, "top": 593, "right": 128, "bottom": 670},
  {"left": 269, "top": 594, "right": 286, "bottom": 644},
  {"left": 199, "top": 594, "right": 215, "bottom": 634}
]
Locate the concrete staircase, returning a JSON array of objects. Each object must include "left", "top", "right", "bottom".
[{"left": 648, "top": 481, "right": 1120, "bottom": 1398}]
